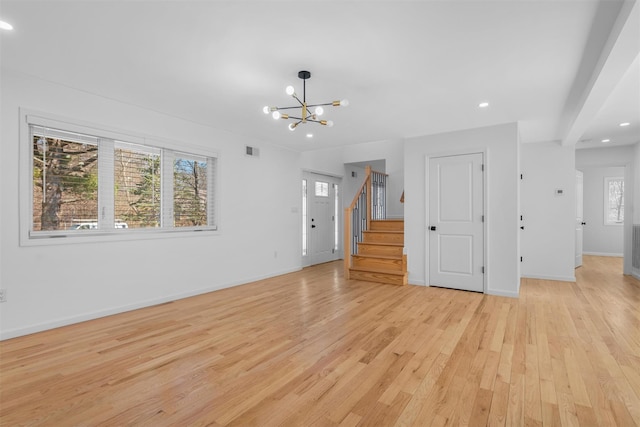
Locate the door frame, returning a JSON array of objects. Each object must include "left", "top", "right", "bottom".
[
  {"left": 301, "top": 170, "right": 343, "bottom": 267},
  {"left": 573, "top": 160, "right": 633, "bottom": 275},
  {"left": 425, "top": 149, "right": 488, "bottom": 292},
  {"left": 575, "top": 169, "right": 584, "bottom": 268}
]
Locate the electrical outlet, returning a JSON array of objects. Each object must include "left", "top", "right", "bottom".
[{"left": 0, "top": 289, "right": 6, "bottom": 303}]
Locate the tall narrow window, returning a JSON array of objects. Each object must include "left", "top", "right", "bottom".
[
  {"left": 114, "top": 143, "right": 161, "bottom": 229},
  {"left": 604, "top": 177, "right": 624, "bottom": 225},
  {"left": 32, "top": 126, "right": 99, "bottom": 231},
  {"left": 302, "top": 179, "right": 308, "bottom": 256},
  {"left": 173, "top": 155, "right": 208, "bottom": 227}
]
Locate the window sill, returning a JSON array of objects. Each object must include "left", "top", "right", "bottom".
[{"left": 22, "top": 226, "right": 219, "bottom": 247}]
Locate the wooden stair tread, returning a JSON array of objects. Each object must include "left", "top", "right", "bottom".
[
  {"left": 353, "top": 254, "right": 403, "bottom": 261},
  {"left": 349, "top": 266, "right": 407, "bottom": 276},
  {"left": 358, "top": 242, "right": 403, "bottom": 247},
  {"left": 364, "top": 230, "right": 403, "bottom": 234}
]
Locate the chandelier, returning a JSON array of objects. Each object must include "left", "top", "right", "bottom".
[{"left": 263, "top": 70, "right": 349, "bottom": 131}]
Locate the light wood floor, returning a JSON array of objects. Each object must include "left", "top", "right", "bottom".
[{"left": 1, "top": 256, "right": 638, "bottom": 426}]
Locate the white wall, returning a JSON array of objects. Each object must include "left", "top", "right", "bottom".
[
  {"left": 0, "top": 70, "right": 302, "bottom": 339},
  {"left": 581, "top": 166, "right": 625, "bottom": 256},
  {"left": 343, "top": 164, "right": 368, "bottom": 207},
  {"left": 576, "top": 145, "right": 636, "bottom": 274},
  {"left": 520, "top": 142, "right": 576, "bottom": 281},
  {"left": 404, "top": 123, "right": 520, "bottom": 297}
]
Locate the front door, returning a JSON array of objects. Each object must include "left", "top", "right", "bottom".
[
  {"left": 303, "top": 173, "right": 341, "bottom": 266},
  {"left": 428, "top": 153, "right": 484, "bottom": 292}
]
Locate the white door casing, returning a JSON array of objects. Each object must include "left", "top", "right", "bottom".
[
  {"left": 428, "top": 153, "right": 484, "bottom": 292},
  {"left": 304, "top": 172, "right": 341, "bottom": 266},
  {"left": 575, "top": 169, "right": 584, "bottom": 268}
]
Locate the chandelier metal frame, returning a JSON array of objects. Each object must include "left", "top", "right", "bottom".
[{"left": 263, "top": 70, "right": 348, "bottom": 131}]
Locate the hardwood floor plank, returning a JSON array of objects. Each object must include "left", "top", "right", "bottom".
[{"left": 0, "top": 256, "right": 638, "bottom": 426}]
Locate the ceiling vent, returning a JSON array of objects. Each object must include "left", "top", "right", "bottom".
[{"left": 245, "top": 145, "right": 260, "bottom": 158}]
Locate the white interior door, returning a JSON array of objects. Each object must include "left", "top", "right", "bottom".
[
  {"left": 428, "top": 153, "right": 484, "bottom": 292},
  {"left": 575, "top": 170, "right": 584, "bottom": 268},
  {"left": 305, "top": 173, "right": 340, "bottom": 266}
]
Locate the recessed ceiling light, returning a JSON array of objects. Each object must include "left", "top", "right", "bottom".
[
  {"left": 0, "top": 20, "right": 13, "bottom": 31},
  {"left": 306, "top": 133, "right": 313, "bottom": 138},
  {"left": 619, "top": 122, "right": 630, "bottom": 127},
  {"left": 601, "top": 139, "right": 611, "bottom": 143},
  {"left": 478, "top": 102, "right": 489, "bottom": 108}
]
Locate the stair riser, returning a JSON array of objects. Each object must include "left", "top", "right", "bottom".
[
  {"left": 352, "top": 256, "right": 404, "bottom": 271},
  {"left": 357, "top": 245, "right": 403, "bottom": 257},
  {"left": 369, "top": 221, "right": 404, "bottom": 232},
  {"left": 349, "top": 270, "right": 407, "bottom": 286},
  {"left": 363, "top": 232, "right": 404, "bottom": 244}
]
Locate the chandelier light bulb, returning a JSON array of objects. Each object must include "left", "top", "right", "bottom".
[
  {"left": 340, "top": 99, "right": 349, "bottom": 107},
  {"left": 315, "top": 106, "right": 324, "bottom": 116},
  {"left": 263, "top": 106, "right": 270, "bottom": 114},
  {"left": 288, "top": 123, "right": 297, "bottom": 131},
  {"left": 326, "top": 120, "right": 334, "bottom": 127},
  {"left": 285, "top": 85, "right": 295, "bottom": 96},
  {"left": 272, "top": 111, "right": 281, "bottom": 120}
]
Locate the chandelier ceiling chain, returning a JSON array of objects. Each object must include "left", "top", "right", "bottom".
[{"left": 263, "top": 70, "right": 349, "bottom": 131}]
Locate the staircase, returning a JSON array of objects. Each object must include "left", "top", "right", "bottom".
[
  {"left": 344, "top": 166, "right": 408, "bottom": 286},
  {"left": 349, "top": 219, "right": 408, "bottom": 286}
]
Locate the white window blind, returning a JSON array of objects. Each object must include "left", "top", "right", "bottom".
[{"left": 114, "top": 142, "right": 161, "bottom": 229}]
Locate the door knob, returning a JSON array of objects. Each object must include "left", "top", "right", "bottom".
[
  {"left": 430, "top": 226, "right": 436, "bottom": 231},
  {"left": 581, "top": 222, "right": 586, "bottom": 225},
  {"left": 520, "top": 226, "right": 524, "bottom": 230},
  {"left": 311, "top": 225, "right": 316, "bottom": 228}
]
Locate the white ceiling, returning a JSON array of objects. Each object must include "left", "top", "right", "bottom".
[{"left": 1, "top": 0, "right": 638, "bottom": 152}]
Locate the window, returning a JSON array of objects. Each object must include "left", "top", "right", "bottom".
[
  {"left": 24, "top": 113, "right": 217, "bottom": 243},
  {"left": 302, "top": 179, "right": 307, "bottom": 256},
  {"left": 315, "top": 181, "right": 329, "bottom": 197},
  {"left": 32, "top": 127, "right": 99, "bottom": 232},
  {"left": 334, "top": 184, "right": 339, "bottom": 252},
  {"left": 604, "top": 177, "right": 624, "bottom": 225},
  {"left": 114, "top": 143, "right": 161, "bottom": 229},
  {"left": 173, "top": 155, "right": 209, "bottom": 227}
]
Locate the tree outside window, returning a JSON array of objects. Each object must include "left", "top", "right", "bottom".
[{"left": 604, "top": 177, "right": 624, "bottom": 225}]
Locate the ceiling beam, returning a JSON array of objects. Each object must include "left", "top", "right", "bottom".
[{"left": 560, "top": 0, "right": 639, "bottom": 146}]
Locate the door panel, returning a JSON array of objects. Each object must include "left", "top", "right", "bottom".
[
  {"left": 311, "top": 183, "right": 333, "bottom": 263},
  {"left": 428, "top": 153, "right": 484, "bottom": 292},
  {"left": 438, "top": 234, "right": 473, "bottom": 274},
  {"left": 304, "top": 173, "right": 341, "bottom": 266}
]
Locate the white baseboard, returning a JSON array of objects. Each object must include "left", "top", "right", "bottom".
[
  {"left": 0, "top": 266, "right": 301, "bottom": 341},
  {"left": 583, "top": 252, "right": 623, "bottom": 257},
  {"left": 521, "top": 274, "right": 576, "bottom": 282},
  {"left": 633, "top": 271, "right": 640, "bottom": 281},
  {"left": 486, "top": 289, "right": 519, "bottom": 298}
]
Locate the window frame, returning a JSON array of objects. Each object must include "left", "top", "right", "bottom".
[
  {"left": 603, "top": 176, "right": 624, "bottom": 226},
  {"left": 20, "top": 109, "right": 219, "bottom": 246}
]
